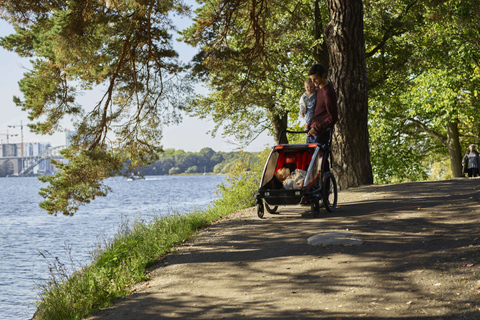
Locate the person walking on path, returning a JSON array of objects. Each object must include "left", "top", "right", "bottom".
[
  {"left": 307, "top": 64, "right": 338, "bottom": 172},
  {"left": 462, "top": 144, "right": 479, "bottom": 178},
  {"left": 307, "top": 64, "right": 338, "bottom": 146}
]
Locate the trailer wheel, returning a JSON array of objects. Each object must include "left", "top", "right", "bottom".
[
  {"left": 322, "top": 172, "right": 337, "bottom": 212},
  {"left": 256, "top": 202, "right": 265, "bottom": 219},
  {"left": 311, "top": 198, "right": 320, "bottom": 218},
  {"left": 265, "top": 204, "right": 278, "bottom": 214}
]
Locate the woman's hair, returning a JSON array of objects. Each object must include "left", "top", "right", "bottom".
[
  {"left": 470, "top": 144, "right": 476, "bottom": 148},
  {"left": 308, "top": 64, "right": 327, "bottom": 77}
]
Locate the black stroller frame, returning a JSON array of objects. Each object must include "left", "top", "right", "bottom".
[{"left": 255, "top": 129, "right": 338, "bottom": 218}]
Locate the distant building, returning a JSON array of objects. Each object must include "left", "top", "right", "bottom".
[
  {"left": 1, "top": 143, "right": 17, "bottom": 158},
  {"left": 0, "top": 142, "right": 53, "bottom": 175}
]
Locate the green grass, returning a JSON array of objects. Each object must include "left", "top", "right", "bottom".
[
  {"left": 34, "top": 156, "right": 263, "bottom": 320},
  {"left": 35, "top": 210, "right": 244, "bottom": 320}
]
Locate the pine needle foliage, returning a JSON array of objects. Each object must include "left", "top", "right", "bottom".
[{"left": 0, "top": 0, "right": 192, "bottom": 215}]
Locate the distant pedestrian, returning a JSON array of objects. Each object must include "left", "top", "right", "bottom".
[{"left": 462, "top": 144, "right": 479, "bottom": 178}]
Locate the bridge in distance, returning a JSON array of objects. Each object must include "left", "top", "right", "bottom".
[{"left": 0, "top": 145, "right": 65, "bottom": 176}]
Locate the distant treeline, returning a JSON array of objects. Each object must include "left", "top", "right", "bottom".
[
  {"left": 138, "top": 148, "right": 260, "bottom": 175},
  {"left": 0, "top": 148, "right": 261, "bottom": 178}
]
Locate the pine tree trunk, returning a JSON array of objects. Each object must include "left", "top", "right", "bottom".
[
  {"left": 325, "top": 0, "right": 373, "bottom": 189},
  {"left": 313, "top": 0, "right": 329, "bottom": 68},
  {"left": 446, "top": 122, "right": 463, "bottom": 177},
  {"left": 271, "top": 112, "right": 289, "bottom": 144}
]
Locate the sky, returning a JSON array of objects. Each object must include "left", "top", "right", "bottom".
[{"left": 0, "top": 15, "right": 275, "bottom": 152}]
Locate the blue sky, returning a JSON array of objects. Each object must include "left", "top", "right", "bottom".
[{"left": 0, "top": 16, "right": 273, "bottom": 152}]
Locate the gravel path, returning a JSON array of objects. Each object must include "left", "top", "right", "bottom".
[{"left": 86, "top": 178, "right": 480, "bottom": 320}]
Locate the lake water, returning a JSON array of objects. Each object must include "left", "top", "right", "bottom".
[{"left": 0, "top": 175, "right": 226, "bottom": 320}]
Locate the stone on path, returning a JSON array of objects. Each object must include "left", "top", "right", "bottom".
[{"left": 307, "top": 232, "right": 363, "bottom": 246}]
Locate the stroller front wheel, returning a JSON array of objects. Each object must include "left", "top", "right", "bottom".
[{"left": 256, "top": 201, "right": 265, "bottom": 219}]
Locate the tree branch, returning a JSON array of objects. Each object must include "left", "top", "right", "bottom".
[
  {"left": 407, "top": 117, "right": 447, "bottom": 144},
  {"left": 365, "top": 0, "right": 419, "bottom": 58}
]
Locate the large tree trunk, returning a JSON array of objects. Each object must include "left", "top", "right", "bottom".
[
  {"left": 446, "top": 122, "right": 463, "bottom": 177},
  {"left": 325, "top": 0, "right": 373, "bottom": 189},
  {"left": 271, "top": 111, "right": 289, "bottom": 144},
  {"left": 313, "top": 0, "right": 330, "bottom": 68}
]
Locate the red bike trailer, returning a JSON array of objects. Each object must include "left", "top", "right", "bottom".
[{"left": 254, "top": 130, "right": 337, "bottom": 218}]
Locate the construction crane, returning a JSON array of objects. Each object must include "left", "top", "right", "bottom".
[
  {"left": 0, "top": 131, "right": 18, "bottom": 144},
  {"left": 8, "top": 121, "right": 24, "bottom": 157}
]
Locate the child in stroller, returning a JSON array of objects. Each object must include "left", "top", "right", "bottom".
[
  {"left": 262, "top": 155, "right": 307, "bottom": 190},
  {"left": 255, "top": 131, "right": 337, "bottom": 218}
]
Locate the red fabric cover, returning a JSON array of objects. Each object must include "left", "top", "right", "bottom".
[
  {"left": 275, "top": 151, "right": 313, "bottom": 173},
  {"left": 271, "top": 148, "right": 325, "bottom": 188}
]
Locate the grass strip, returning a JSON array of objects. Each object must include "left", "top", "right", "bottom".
[{"left": 34, "top": 209, "right": 234, "bottom": 320}]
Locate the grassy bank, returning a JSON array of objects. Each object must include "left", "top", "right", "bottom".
[{"left": 33, "top": 156, "right": 263, "bottom": 320}]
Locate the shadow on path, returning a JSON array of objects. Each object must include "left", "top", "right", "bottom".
[{"left": 87, "top": 179, "right": 480, "bottom": 320}]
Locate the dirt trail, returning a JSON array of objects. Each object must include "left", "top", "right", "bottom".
[{"left": 86, "top": 179, "right": 480, "bottom": 320}]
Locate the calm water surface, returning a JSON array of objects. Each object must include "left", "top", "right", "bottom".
[{"left": 0, "top": 175, "right": 226, "bottom": 320}]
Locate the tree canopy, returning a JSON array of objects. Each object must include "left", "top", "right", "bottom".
[
  {"left": 367, "top": 0, "right": 480, "bottom": 182},
  {"left": 2, "top": 0, "right": 480, "bottom": 214},
  {"left": 181, "top": 0, "right": 320, "bottom": 144},
  {"left": 1, "top": 0, "right": 191, "bottom": 214},
  {"left": 182, "top": 0, "right": 375, "bottom": 188}
]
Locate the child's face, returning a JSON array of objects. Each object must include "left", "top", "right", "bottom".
[
  {"left": 305, "top": 82, "right": 315, "bottom": 94},
  {"left": 275, "top": 167, "right": 290, "bottom": 182}
]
